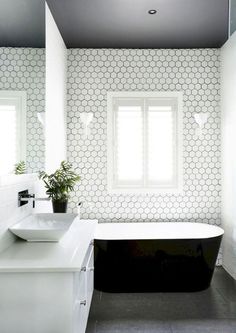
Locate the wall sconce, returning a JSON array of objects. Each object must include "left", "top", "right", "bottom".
[
  {"left": 37, "top": 111, "right": 45, "bottom": 127},
  {"left": 194, "top": 113, "right": 208, "bottom": 138},
  {"left": 80, "top": 112, "right": 93, "bottom": 138}
]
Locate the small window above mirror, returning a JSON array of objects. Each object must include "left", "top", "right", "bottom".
[{"left": 0, "top": 91, "right": 26, "bottom": 175}]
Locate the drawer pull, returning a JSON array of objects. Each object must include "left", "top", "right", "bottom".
[
  {"left": 81, "top": 266, "right": 86, "bottom": 272},
  {"left": 89, "top": 267, "right": 94, "bottom": 272},
  {"left": 80, "top": 300, "right": 86, "bottom": 306}
]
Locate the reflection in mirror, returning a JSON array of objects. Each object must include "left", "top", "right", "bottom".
[
  {"left": 231, "top": 0, "right": 236, "bottom": 36},
  {"left": 0, "top": 91, "right": 26, "bottom": 174},
  {"left": 0, "top": 0, "right": 45, "bottom": 175}
]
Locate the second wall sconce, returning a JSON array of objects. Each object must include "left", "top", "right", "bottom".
[
  {"left": 79, "top": 112, "right": 93, "bottom": 138},
  {"left": 194, "top": 113, "right": 208, "bottom": 138},
  {"left": 37, "top": 111, "right": 45, "bottom": 127}
]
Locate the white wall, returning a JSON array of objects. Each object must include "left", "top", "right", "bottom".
[
  {"left": 67, "top": 49, "right": 221, "bottom": 226},
  {"left": 0, "top": 176, "right": 36, "bottom": 252},
  {"left": 45, "top": 3, "right": 67, "bottom": 173},
  {"left": 221, "top": 31, "right": 236, "bottom": 279}
]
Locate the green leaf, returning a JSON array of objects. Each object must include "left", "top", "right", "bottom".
[
  {"left": 14, "top": 161, "right": 26, "bottom": 175},
  {"left": 38, "top": 161, "right": 81, "bottom": 200}
]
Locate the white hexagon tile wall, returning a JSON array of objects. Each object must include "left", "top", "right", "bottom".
[
  {"left": 67, "top": 48, "right": 221, "bottom": 234},
  {"left": 0, "top": 48, "right": 45, "bottom": 172}
]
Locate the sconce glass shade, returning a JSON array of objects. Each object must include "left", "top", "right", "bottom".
[
  {"left": 194, "top": 113, "right": 208, "bottom": 128},
  {"left": 194, "top": 113, "right": 208, "bottom": 138},
  {"left": 37, "top": 111, "right": 45, "bottom": 127},
  {"left": 80, "top": 112, "right": 93, "bottom": 138}
]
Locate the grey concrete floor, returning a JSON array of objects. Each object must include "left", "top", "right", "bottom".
[{"left": 86, "top": 267, "right": 236, "bottom": 333}]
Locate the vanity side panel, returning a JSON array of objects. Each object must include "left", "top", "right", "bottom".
[{"left": 0, "top": 272, "right": 74, "bottom": 333}]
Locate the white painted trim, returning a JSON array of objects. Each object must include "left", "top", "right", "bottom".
[
  {"left": 18, "top": 91, "right": 27, "bottom": 162},
  {"left": 107, "top": 187, "right": 184, "bottom": 194},
  {"left": 228, "top": 0, "right": 231, "bottom": 38},
  {"left": 107, "top": 91, "right": 183, "bottom": 194},
  {"left": 107, "top": 92, "right": 114, "bottom": 193},
  {"left": 177, "top": 91, "right": 183, "bottom": 193},
  {"left": 108, "top": 91, "right": 183, "bottom": 99}
]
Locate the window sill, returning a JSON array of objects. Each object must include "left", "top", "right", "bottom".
[{"left": 107, "top": 187, "right": 183, "bottom": 195}]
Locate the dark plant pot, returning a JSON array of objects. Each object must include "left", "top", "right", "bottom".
[{"left": 52, "top": 200, "right": 68, "bottom": 213}]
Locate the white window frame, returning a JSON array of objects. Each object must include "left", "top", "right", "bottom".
[
  {"left": 0, "top": 91, "right": 27, "bottom": 174},
  {"left": 107, "top": 91, "right": 183, "bottom": 194}
]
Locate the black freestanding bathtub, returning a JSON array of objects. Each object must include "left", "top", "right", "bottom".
[{"left": 94, "top": 222, "right": 224, "bottom": 292}]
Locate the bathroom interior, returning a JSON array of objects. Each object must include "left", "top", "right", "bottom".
[{"left": 0, "top": 0, "right": 236, "bottom": 332}]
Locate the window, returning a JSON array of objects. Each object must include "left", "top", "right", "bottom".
[
  {"left": 0, "top": 91, "right": 26, "bottom": 174},
  {"left": 107, "top": 92, "right": 183, "bottom": 193}
]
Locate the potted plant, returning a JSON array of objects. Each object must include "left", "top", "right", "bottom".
[{"left": 39, "top": 161, "right": 81, "bottom": 213}]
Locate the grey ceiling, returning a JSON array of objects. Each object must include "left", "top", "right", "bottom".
[
  {"left": 0, "top": 0, "right": 45, "bottom": 47},
  {"left": 0, "top": 0, "right": 229, "bottom": 48},
  {"left": 46, "top": 0, "right": 229, "bottom": 48}
]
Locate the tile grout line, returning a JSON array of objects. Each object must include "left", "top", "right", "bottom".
[
  {"left": 94, "top": 320, "right": 98, "bottom": 333},
  {"left": 214, "top": 287, "right": 230, "bottom": 304}
]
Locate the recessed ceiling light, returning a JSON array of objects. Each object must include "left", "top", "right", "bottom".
[{"left": 148, "top": 9, "right": 157, "bottom": 15}]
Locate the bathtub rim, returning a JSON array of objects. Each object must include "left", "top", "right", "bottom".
[{"left": 94, "top": 222, "right": 224, "bottom": 240}]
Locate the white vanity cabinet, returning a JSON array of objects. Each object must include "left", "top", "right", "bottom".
[
  {"left": 73, "top": 242, "right": 94, "bottom": 333},
  {"left": 0, "top": 219, "right": 97, "bottom": 333}
]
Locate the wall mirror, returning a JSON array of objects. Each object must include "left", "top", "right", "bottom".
[{"left": 0, "top": 0, "right": 45, "bottom": 177}]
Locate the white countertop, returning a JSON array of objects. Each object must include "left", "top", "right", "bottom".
[
  {"left": 0, "top": 219, "right": 97, "bottom": 273},
  {"left": 0, "top": 220, "right": 223, "bottom": 273}
]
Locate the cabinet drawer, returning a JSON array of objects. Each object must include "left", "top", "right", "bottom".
[
  {"left": 73, "top": 242, "right": 94, "bottom": 302},
  {"left": 82, "top": 241, "right": 93, "bottom": 269},
  {"left": 86, "top": 247, "right": 94, "bottom": 311},
  {"left": 73, "top": 298, "right": 88, "bottom": 333},
  {"left": 74, "top": 271, "right": 86, "bottom": 302},
  {"left": 73, "top": 242, "right": 94, "bottom": 333}
]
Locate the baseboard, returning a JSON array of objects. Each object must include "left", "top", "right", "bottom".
[{"left": 222, "top": 263, "right": 236, "bottom": 280}]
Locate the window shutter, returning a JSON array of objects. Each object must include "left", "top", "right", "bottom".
[
  {"left": 0, "top": 103, "right": 17, "bottom": 174},
  {"left": 114, "top": 99, "right": 143, "bottom": 185},
  {"left": 146, "top": 100, "right": 176, "bottom": 187}
]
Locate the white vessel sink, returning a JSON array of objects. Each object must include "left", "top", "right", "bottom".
[{"left": 9, "top": 213, "right": 78, "bottom": 242}]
